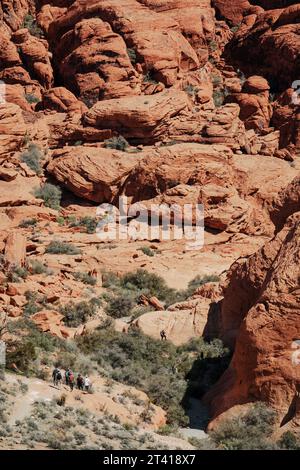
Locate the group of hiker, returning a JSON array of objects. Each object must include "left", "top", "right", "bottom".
[{"left": 52, "top": 367, "right": 90, "bottom": 392}]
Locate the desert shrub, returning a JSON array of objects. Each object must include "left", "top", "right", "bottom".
[
  {"left": 213, "top": 90, "right": 226, "bottom": 107},
  {"left": 104, "top": 291, "right": 135, "bottom": 318},
  {"left": 6, "top": 340, "right": 37, "bottom": 373},
  {"left": 208, "top": 40, "right": 218, "bottom": 52},
  {"left": 22, "top": 14, "right": 44, "bottom": 38},
  {"left": 278, "top": 431, "right": 300, "bottom": 450},
  {"left": 77, "top": 328, "right": 213, "bottom": 426},
  {"left": 210, "top": 403, "right": 277, "bottom": 450},
  {"left": 73, "top": 272, "right": 97, "bottom": 286},
  {"left": 186, "top": 274, "right": 220, "bottom": 297},
  {"left": 103, "top": 269, "right": 186, "bottom": 308},
  {"left": 138, "top": 246, "right": 155, "bottom": 257},
  {"left": 29, "top": 260, "right": 50, "bottom": 275},
  {"left": 19, "top": 218, "right": 37, "bottom": 228},
  {"left": 143, "top": 70, "right": 158, "bottom": 85},
  {"left": 102, "top": 271, "right": 121, "bottom": 288},
  {"left": 25, "top": 93, "right": 40, "bottom": 104},
  {"left": 6, "top": 265, "right": 28, "bottom": 282},
  {"left": 34, "top": 183, "right": 62, "bottom": 210},
  {"left": 184, "top": 85, "right": 199, "bottom": 97},
  {"left": 60, "top": 298, "right": 100, "bottom": 327},
  {"left": 45, "top": 240, "right": 81, "bottom": 255},
  {"left": 127, "top": 48, "right": 137, "bottom": 64},
  {"left": 104, "top": 136, "right": 129, "bottom": 151},
  {"left": 69, "top": 216, "right": 98, "bottom": 234},
  {"left": 211, "top": 74, "right": 222, "bottom": 87},
  {"left": 23, "top": 290, "right": 47, "bottom": 316}
]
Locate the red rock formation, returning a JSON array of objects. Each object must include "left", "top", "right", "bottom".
[{"left": 205, "top": 177, "right": 300, "bottom": 427}]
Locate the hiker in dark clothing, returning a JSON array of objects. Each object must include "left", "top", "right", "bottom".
[
  {"left": 160, "top": 330, "right": 167, "bottom": 341},
  {"left": 65, "top": 368, "right": 70, "bottom": 386},
  {"left": 77, "top": 374, "right": 84, "bottom": 390},
  {"left": 69, "top": 371, "right": 75, "bottom": 391},
  {"left": 52, "top": 367, "right": 60, "bottom": 386}
]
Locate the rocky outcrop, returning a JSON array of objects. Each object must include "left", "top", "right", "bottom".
[
  {"left": 228, "top": 5, "right": 300, "bottom": 90},
  {"left": 0, "top": 103, "right": 27, "bottom": 158},
  {"left": 47, "top": 146, "right": 142, "bottom": 203},
  {"left": 226, "top": 75, "right": 272, "bottom": 131},
  {"left": 4, "top": 232, "right": 26, "bottom": 266},
  {"left": 205, "top": 212, "right": 300, "bottom": 426},
  {"left": 205, "top": 172, "right": 300, "bottom": 426}
]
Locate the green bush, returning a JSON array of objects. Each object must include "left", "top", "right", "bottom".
[
  {"left": 127, "top": 48, "right": 137, "bottom": 64},
  {"left": 60, "top": 298, "right": 100, "bottom": 327},
  {"left": 184, "top": 85, "right": 199, "bottom": 97},
  {"left": 25, "top": 93, "right": 40, "bottom": 104},
  {"left": 21, "top": 144, "right": 43, "bottom": 174},
  {"left": 22, "top": 14, "right": 44, "bottom": 38},
  {"left": 104, "top": 291, "right": 135, "bottom": 318},
  {"left": 138, "top": 246, "right": 155, "bottom": 257},
  {"left": 29, "top": 260, "right": 50, "bottom": 275},
  {"left": 19, "top": 218, "right": 37, "bottom": 228},
  {"left": 45, "top": 240, "right": 81, "bottom": 255},
  {"left": 69, "top": 216, "right": 98, "bottom": 234},
  {"left": 210, "top": 403, "right": 278, "bottom": 450},
  {"left": 104, "top": 136, "right": 129, "bottom": 151},
  {"left": 186, "top": 274, "right": 220, "bottom": 297},
  {"left": 73, "top": 272, "right": 97, "bottom": 286},
  {"left": 6, "top": 265, "right": 28, "bottom": 282},
  {"left": 34, "top": 183, "right": 62, "bottom": 210},
  {"left": 213, "top": 90, "right": 226, "bottom": 108},
  {"left": 6, "top": 340, "right": 37, "bottom": 373},
  {"left": 278, "top": 431, "right": 300, "bottom": 450}
]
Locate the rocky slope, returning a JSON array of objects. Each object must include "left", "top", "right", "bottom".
[{"left": 0, "top": 0, "right": 299, "bottom": 446}]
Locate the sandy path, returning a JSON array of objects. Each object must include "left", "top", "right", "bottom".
[{"left": 6, "top": 374, "right": 61, "bottom": 425}]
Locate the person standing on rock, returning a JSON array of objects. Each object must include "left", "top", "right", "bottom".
[
  {"left": 65, "top": 368, "right": 71, "bottom": 386},
  {"left": 52, "top": 367, "right": 61, "bottom": 387},
  {"left": 160, "top": 330, "right": 167, "bottom": 341},
  {"left": 69, "top": 370, "right": 75, "bottom": 391},
  {"left": 84, "top": 375, "right": 90, "bottom": 392},
  {"left": 77, "top": 373, "right": 84, "bottom": 390}
]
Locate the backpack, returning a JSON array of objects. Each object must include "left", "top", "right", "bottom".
[
  {"left": 57, "top": 372, "right": 62, "bottom": 381},
  {"left": 69, "top": 373, "right": 74, "bottom": 383}
]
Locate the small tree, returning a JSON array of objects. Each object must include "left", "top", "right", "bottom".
[{"left": 34, "top": 183, "right": 62, "bottom": 210}]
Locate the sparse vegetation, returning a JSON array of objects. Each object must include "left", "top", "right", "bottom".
[
  {"left": 21, "top": 144, "right": 43, "bottom": 174},
  {"left": 143, "top": 70, "right": 158, "bottom": 85},
  {"left": 22, "top": 14, "right": 44, "bottom": 38},
  {"left": 19, "top": 218, "right": 37, "bottom": 228},
  {"left": 60, "top": 298, "right": 100, "bottom": 327},
  {"left": 25, "top": 93, "right": 40, "bottom": 104},
  {"left": 73, "top": 272, "right": 97, "bottom": 286},
  {"left": 186, "top": 274, "right": 220, "bottom": 297},
  {"left": 29, "top": 260, "right": 50, "bottom": 275},
  {"left": 76, "top": 328, "right": 229, "bottom": 426},
  {"left": 68, "top": 216, "right": 98, "bottom": 234},
  {"left": 45, "top": 240, "right": 81, "bottom": 255},
  {"left": 6, "top": 265, "right": 28, "bottom": 282},
  {"left": 104, "top": 136, "right": 129, "bottom": 151},
  {"left": 138, "top": 246, "right": 155, "bottom": 257},
  {"left": 127, "top": 48, "right": 137, "bottom": 64},
  {"left": 34, "top": 183, "right": 62, "bottom": 210},
  {"left": 184, "top": 85, "right": 199, "bottom": 97},
  {"left": 210, "top": 403, "right": 278, "bottom": 450}
]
